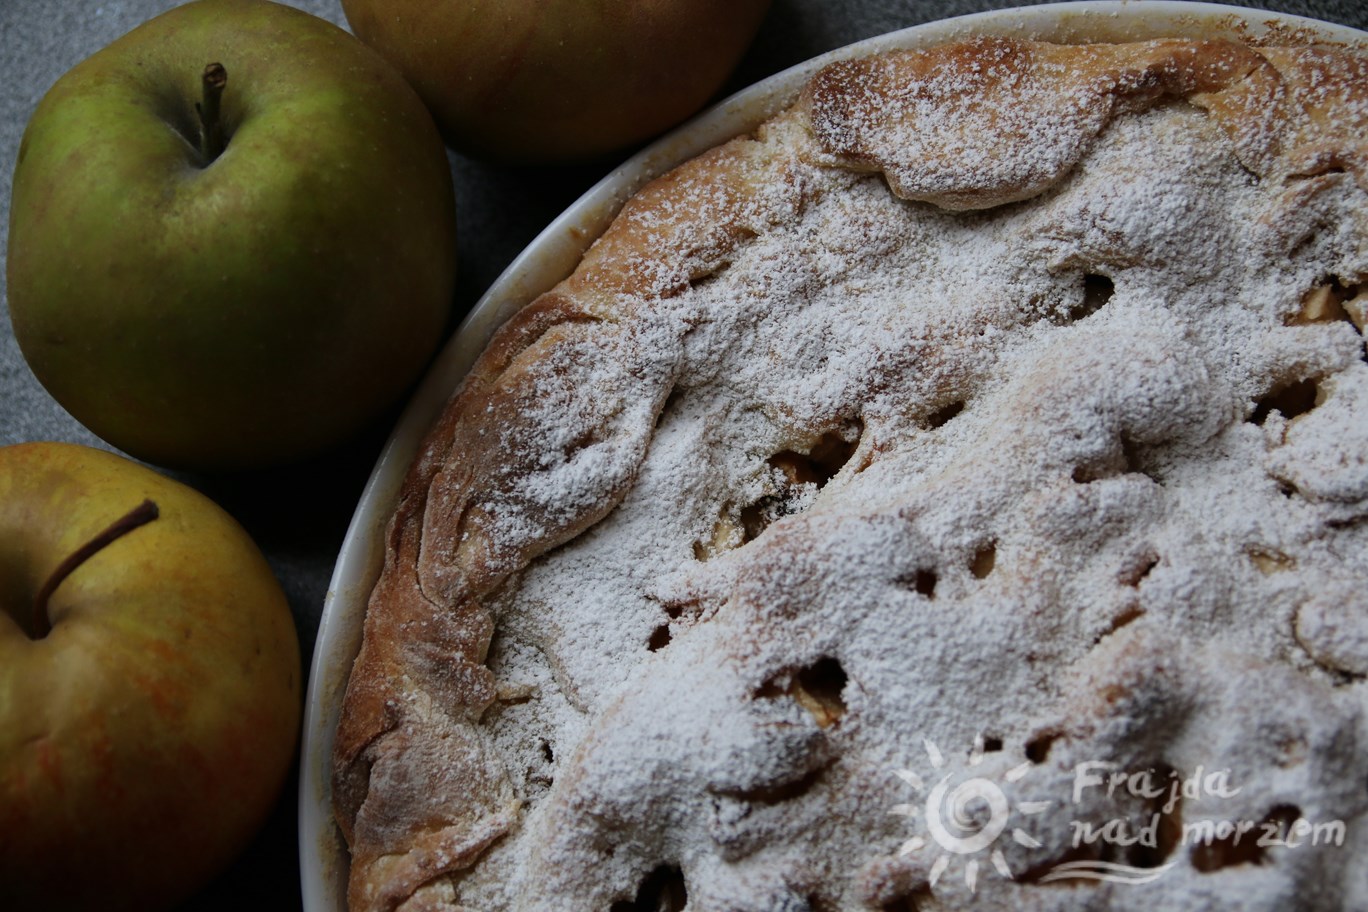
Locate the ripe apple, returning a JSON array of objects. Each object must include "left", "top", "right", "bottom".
[
  {"left": 0, "top": 442, "right": 301, "bottom": 911},
  {"left": 339, "top": 0, "right": 774, "bottom": 162},
  {"left": 6, "top": 0, "right": 456, "bottom": 471}
]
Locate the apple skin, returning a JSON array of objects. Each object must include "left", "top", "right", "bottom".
[
  {"left": 0, "top": 442, "right": 301, "bottom": 911},
  {"left": 340, "top": 0, "right": 773, "bottom": 162},
  {"left": 6, "top": 0, "right": 456, "bottom": 471}
]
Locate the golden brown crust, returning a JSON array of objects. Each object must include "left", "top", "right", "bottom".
[
  {"left": 802, "top": 36, "right": 1368, "bottom": 210},
  {"left": 332, "top": 35, "right": 1368, "bottom": 911},
  {"left": 331, "top": 125, "right": 814, "bottom": 910}
]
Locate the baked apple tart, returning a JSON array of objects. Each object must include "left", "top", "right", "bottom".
[{"left": 332, "top": 31, "right": 1368, "bottom": 912}]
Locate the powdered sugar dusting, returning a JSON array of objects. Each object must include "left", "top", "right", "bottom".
[{"left": 355, "top": 40, "right": 1368, "bottom": 911}]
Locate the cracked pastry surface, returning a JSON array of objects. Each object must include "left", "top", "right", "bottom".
[{"left": 332, "top": 35, "right": 1368, "bottom": 911}]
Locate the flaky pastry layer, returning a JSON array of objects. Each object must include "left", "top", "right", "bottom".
[{"left": 334, "top": 35, "right": 1368, "bottom": 912}]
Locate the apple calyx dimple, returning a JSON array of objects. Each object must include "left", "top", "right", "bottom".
[
  {"left": 196, "top": 62, "right": 228, "bottom": 164},
  {"left": 31, "top": 498, "right": 160, "bottom": 639}
]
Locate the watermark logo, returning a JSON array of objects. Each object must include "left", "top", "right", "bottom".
[
  {"left": 890, "top": 736, "right": 1051, "bottom": 893},
  {"left": 1055, "top": 762, "right": 1346, "bottom": 884},
  {"left": 891, "top": 745, "right": 1347, "bottom": 891}
]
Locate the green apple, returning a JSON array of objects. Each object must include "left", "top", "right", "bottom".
[
  {"left": 6, "top": 0, "right": 456, "bottom": 470},
  {"left": 339, "top": 0, "right": 773, "bottom": 162},
  {"left": 0, "top": 441, "right": 301, "bottom": 911}
]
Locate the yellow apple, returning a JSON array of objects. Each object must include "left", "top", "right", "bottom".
[
  {"left": 339, "top": 0, "right": 774, "bottom": 162},
  {"left": 0, "top": 442, "right": 301, "bottom": 911}
]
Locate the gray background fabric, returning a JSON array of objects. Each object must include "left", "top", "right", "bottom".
[{"left": 2, "top": 1, "right": 1365, "bottom": 908}]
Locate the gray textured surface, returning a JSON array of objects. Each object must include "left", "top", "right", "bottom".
[{"left": 2, "top": 1, "right": 1366, "bottom": 909}]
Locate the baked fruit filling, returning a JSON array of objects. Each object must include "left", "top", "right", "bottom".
[{"left": 333, "top": 35, "right": 1368, "bottom": 912}]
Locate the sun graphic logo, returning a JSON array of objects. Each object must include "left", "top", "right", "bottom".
[{"left": 890, "top": 735, "right": 1052, "bottom": 893}]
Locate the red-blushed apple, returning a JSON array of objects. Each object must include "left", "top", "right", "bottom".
[
  {"left": 0, "top": 442, "right": 301, "bottom": 911},
  {"left": 339, "top": 0, "right": 774, "bottom": 162},
  {"left": 6, "top": 0, "right": 456, "bottom": 471}
]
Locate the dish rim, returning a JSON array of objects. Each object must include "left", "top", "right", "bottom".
[{"left": 298, "top": 4, "right": 1368, "bottom": 909}]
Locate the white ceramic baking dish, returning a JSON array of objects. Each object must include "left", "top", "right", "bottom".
[{"left": 299, "top": 5, "right": 1368, "bottom": 909}]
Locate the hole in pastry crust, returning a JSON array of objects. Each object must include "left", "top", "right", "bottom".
[
  {"left": 1096, "top": 605, "right": 1145, "bottom": 645},
  {"left": 563, "top": 426, "right": 605, "bottom": 460},
  {"left": 1190, "top": 805, "right": 1302, "bottom": 873},
  {"left": 1126, "top": 762, "right": 1182, "bottom": 870},
  {"left": 806, "top": 892, "right": 839, "bottom": 912},
  {"left": 981, "top": 735, "right": 1004, "bottom": 753},
  {"left": 1127, "top": 817, "right": 1181, "bottom": 870},
  {"left": 1025, "top": 731, "right": 1060, "bottom": 764},
  {"left": 900, "top": 568, "right": 938, "bottom": 598},
  {"left": 1067, "top": 273, "right": 1115, "bottom": 322},
  {"left": 880, "top": 888, "right": 931, "bottom": 912},
  {"left": 739, "top": 498, "right": 779, "bottom": 544},
  {"left": 1072, "top": 464, "right": 1103, "bottom": 484},
  {"left": 1073, "top": 433, "right": 1153, "bottom": 484},
  {"left": 1246, "top": 545, "right": 1295, "bottom": 574},
  {"left": 648, "top": 623, "right": 672, "bottom": 652},
  {"left": 760, "top": 657, "right": 849, "bottom": 729},
  {"left": 771, "top": 425, "right": 863, "bottom": 488},
  {"left": 693, "top": 510, "right": 743, "bottom": 562},
  {"left": 723, "top": 761, "right": 831, "bottom": 805},
  {"left": 660, "top": 596, "right": 695, "bottom": 620},
  {"left": 1289, "top": 277, "right": 1364, "bottom": 331},
  {"left": 1120, "top": 433, "right": 1147, "bottom": 477},
  {"left": 969, "top": 543, "right": 997, "bottom": 579},
  {"left": 495, "top": 683, "right": 537, "bottom": 705},
  {"left": 694, "top": 425, "right": 863, "bottom": 559},
  {"left": 541, "top": 740, "right": 554, "bottom": 763},
  {"left": 1249, "top": 376, "right": 1321, "bottom": 425},
  {"left": 794, "top": 658, "right": 848, "bottom": 728},
  {"left": 610, "top": 864, "right": 688, "bottom": 912},
  {"left": 924, "top": 399, "right": 965, "bottom": 429},
  {"left": 1118, "top": 551, "right": 1160, "bottom": 587}
]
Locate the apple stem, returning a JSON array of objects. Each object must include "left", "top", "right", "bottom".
[
  {"left": 196, "top": 62, "right": 228, "bottom": 163},
  {"left": 32, "top": 499, "right": 160, "bottom": 639}
]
